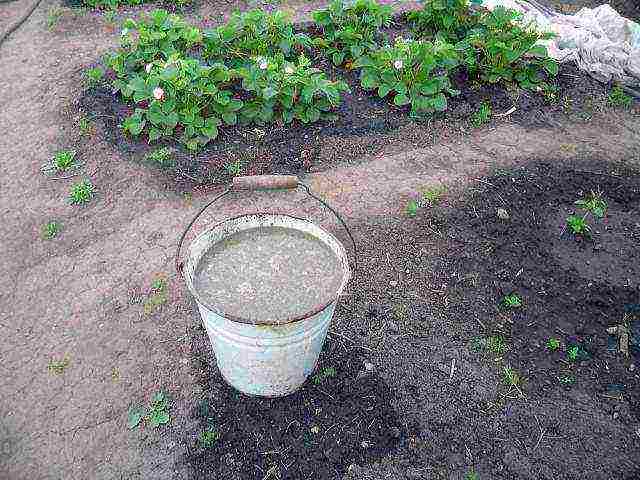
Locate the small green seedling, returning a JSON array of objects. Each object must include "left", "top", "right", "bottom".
[
  {"left": 78, "top": 117, "right": 94, "bottom": 136},
  {"left": 144, "top": 276, "right": 168, "bottom": 315},
  {"left": 567, "top": 345, "right": 588, "bottom": 362},
  {"left": 151, "top": 277, "right": 166, "bottom": 292},
  {"left": 146, "top": 392, "right": 170, "bottom": 428},
  {"left": 472, "top": 102, "right": 492, "bottom": 128},
  {"left": 546, "top": 338, "right": 561, "bottom": 351},
  {"left": 224, "top": 158, "right": 244, "bottom": 176},
  {"left": 69, "top": 180, "right": 95, "bottom": 205},
  {"left": 48, "top": 355, "right": 70, "bottom": 374},
  {"left": 53, "top": 150, "right": 77, "bottom": 172},
  {"left": 312, "top": 366, "right": 337, "bottom": 385},
  {"left": 405, "top": 199, "right": 418, "bottom": 217},
  {"left": 199, "top": 427, "right": 221, "bottom": 448},
  {"left": 128, "top": 391, "right": 171, "bottom": 430},
  {"left": 85, "top": 67, "right": 105, "bottom": 87},
  {"left": 486, "top": 335, "right": 506, "bottom": 355},
  {"left": 145, "top": 147, "right": 174, "bottom": 168},
  {"left": 465, "top": 470, "right": 480, "bottom": 480},
  {"left": 421, "top": 186, "right": 446, "bottom": 206},
  {"left": 558, "top": 375, "right": 575, "bottom": 385},
  {"left": 470, "top": 336, "right": 486, "bottom": 352},
  {"left": 502, "top": 293, "right": 522, "bottom": 309},
  {"left": 47, "top": 7, "right": 63, "bottom": 30},
  {"left": 608, "top": 85, "right": 632, "bottom": 108},
  {"left": 542, "top": 84, "right": 558, "bottom": 102},
  {"left": 503, "top": 366, "right": 522, "bottom": 387},
  {"left": 566, "top": 215, "right": 590, "bottom": 236},
  {"left": 392, "top": 303, "right": 408, "bottom": 322},
  {"left": 575, "top": 191, "right": 607, "bottom": 218},
  {"left": 42, "top": 221, "right": 61, "bottom": 240}
]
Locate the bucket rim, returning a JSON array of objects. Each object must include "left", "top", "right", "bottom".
[{"left": 183, "top": 212, "right": 351, "bottom": 326}]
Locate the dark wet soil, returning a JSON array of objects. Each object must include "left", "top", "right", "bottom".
[
  {"left": 441, "top": 159, "right": 640, "bottom": 398},
  {"left": 183, "top": 336, "right": 407, "bottom": 480},
  {"left": 78, "top": 14, "right": 621, "bottom": 190},
  {"left": 179, "top": 157, "right": 640, "bottom": 479}
]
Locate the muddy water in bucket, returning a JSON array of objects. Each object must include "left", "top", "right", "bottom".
[
  {"left": 185, "top": 213, "right": 351, "bottom": 397},
  {"left": 193, "top": 226, "right": 343, "bottom": 322}
]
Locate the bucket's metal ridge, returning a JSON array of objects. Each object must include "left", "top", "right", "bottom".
[{"left": 176, "top": 175, "right": 356, "bottom": 397}]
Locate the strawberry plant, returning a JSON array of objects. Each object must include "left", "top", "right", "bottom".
[
  {"left": 106, "top": 9, "right": 202, "bottom": 81},
  {"left": 460, "top": 6, "right": 558, "bottom": 91},
  {"left": 237, "top": 54, "right": 349, "bottom": 125},
  {"left": 86, "top": 0, "right": 142, "bottom": 9},
  {"left": 409, "top": 0, "right": 477, "bottom": 40},
  {"left": 202, "top": 9, "right": 311, "bottom": 65},
  {"left": 118, "top": 56, "right": 242, "bottom": 149},
  {"left": 311, "top": 0, "right": 393, "bottom": 66},
  {"left": 356, "top": 38, "right": 460, "bottom": 116},
  {"left": 85, "top": 67, "right": 105, "bottom": 87},
  {"left": 86, "top": 0, "right": 189, "bottom": 9}
]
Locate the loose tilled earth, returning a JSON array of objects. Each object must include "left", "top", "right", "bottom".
[{"left": 1, "top": 1, "right": 640, "bottom": 480}]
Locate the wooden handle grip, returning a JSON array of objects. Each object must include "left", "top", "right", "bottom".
[{"left": 232, "top": 175, "right": 299, "bottom": 191}]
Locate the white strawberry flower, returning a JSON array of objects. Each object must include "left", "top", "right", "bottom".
[
  {"left": 153, "top": 87, "right": 165, "bottom": 101},
  {"left": 258, "top": 58, "right": 269, "bottom": 70},
  {"left": 284, "top": 65, "right": 294, "bottom": 75},
  {"left": 394, "top": 59, "right": 404, "bottom": 70},
  {"left": 145, "top": 63, "right": 153, "bottom": 74},
  {"left": 121, "top": 28, "right": 129, "bottom": 36}
]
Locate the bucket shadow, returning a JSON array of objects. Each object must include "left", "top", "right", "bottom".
[{"left": 183, "top": 329, "right": 407, "bottom": 480}]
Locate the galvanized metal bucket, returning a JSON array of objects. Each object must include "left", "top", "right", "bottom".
[{"left": 176, "top": 175, "right": 356, "bottom": 397}]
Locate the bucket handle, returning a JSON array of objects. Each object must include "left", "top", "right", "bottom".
[{"left": 175, "top": 175, "right": 358, "bottom": 275}]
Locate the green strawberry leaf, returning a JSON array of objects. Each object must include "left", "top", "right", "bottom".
[{"left": 393, "top": 94, "right": 411, "bottom": 106}]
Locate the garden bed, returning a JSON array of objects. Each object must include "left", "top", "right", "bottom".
[{"left": 78, "top": 6, "right": 616, "bottom": 189}]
